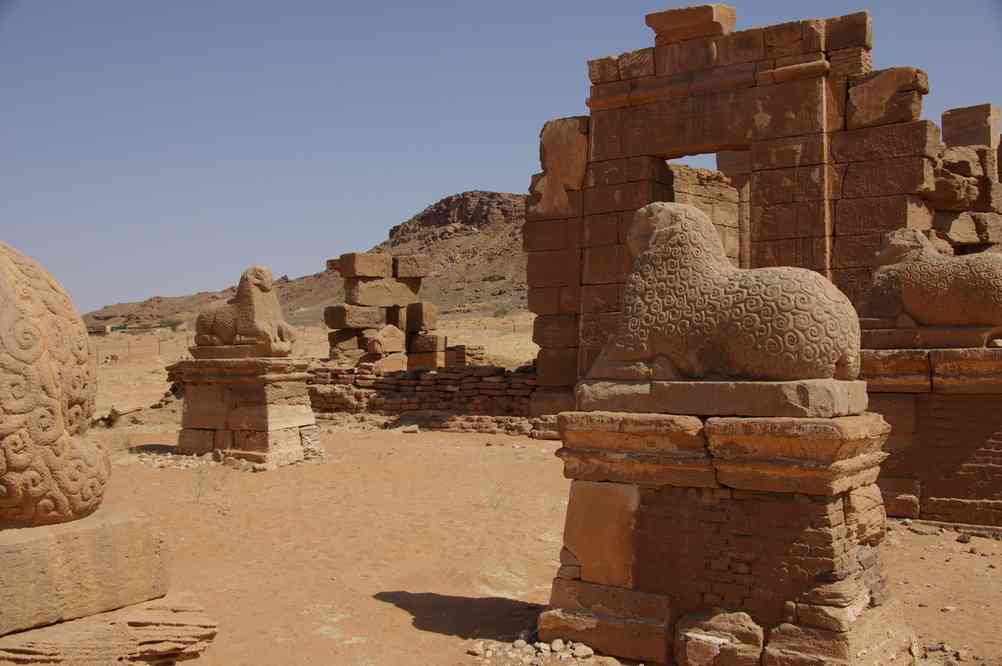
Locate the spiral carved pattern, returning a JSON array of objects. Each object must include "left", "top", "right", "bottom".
[
  {"left": 873, "top": 230, "right": 1002, "bottom": 326},
  {"left": 0, "top": 241, "right": 109, "bottom": 528},
  {"left": 608, "top": 203, "right": 861, "bottom": 380}
]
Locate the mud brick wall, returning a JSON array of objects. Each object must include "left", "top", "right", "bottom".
[{"left": 864, "top": 349, "right": 1002, "bottom": 526}]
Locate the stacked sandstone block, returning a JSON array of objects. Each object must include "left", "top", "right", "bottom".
[
  {"left": 535, "top": 199, "right": 913, "bottom": 664},
  {"left": 324, "top": 252, "right": 445, "bottom": 371},
  {"left": 864, "top": 349, "right": 1002, "bottom": 526},
  {"left": 927, "top": 104, "right": 1001, "bottom": 254},
  {"left": 526, "top": 4, "right": 888, "bottom": 397}
]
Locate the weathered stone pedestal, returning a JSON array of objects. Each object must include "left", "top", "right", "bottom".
[
  {"left": 539, "top": 382, "right": 914, "bottom": 665},
  {"left": 863, "top": 347, "right": 1002, "bottom": 525},
  {"left": 174, "top": 357, "right": 316, "bottom": 469},
  {"left": 0, "top": 510, "right": 218, "bottom": 663}
]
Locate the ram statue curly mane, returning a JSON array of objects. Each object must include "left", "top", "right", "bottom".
[
  {"left": 600, "top": 202, "right": 861, "bottom": 381},
  {"left": 194, "top": 265, "right": 296, "bottom": 357}
]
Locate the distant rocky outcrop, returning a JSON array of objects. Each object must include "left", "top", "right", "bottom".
[{"left": 84, "top": 191, "right": 528, "bottom": 329}]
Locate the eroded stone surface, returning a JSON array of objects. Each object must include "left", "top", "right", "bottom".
[
  {"left": 869, "top": 229, "right": 1002, "bottom": 327},
  {"left": 0, "top": 242, "right": 109, "bottom": 528},
  {"left": 194, "top": 265, "right": 297, "bottom": 357},
  {"left": 599, "top": 203, "right": 860, "bottom": 381}
]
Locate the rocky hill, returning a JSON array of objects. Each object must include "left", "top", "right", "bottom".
[{"left": 84, "top": 191, "right": 528, "bottom": 329}]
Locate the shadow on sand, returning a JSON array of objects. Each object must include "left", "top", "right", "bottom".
[{"left": 373, "top": 591, "right": 543, "bottom": 641}]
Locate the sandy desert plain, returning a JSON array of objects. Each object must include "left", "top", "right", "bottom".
[{"left": 75, "top": 310, "right": 1002, "bottom": 666}]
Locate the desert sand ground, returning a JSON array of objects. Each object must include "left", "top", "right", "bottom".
[{"left": 88, "top": 314, "right": 1002, "bottom": 666}]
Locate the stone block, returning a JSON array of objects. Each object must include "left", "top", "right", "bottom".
[
  {"left": 537, "top": 347, "right": 579, "bottom": 387},
  {"left": 942, "top": 103, "right": 1000, "bottom": 149},
  {"left": 532, "top": 314, "right": 579, "bottom": 349},
  {"left": 580, "top": 283, "right": 622, "bottom": 313},
  {"left": 562, "top": 481, "right": 638, "bottom": 587},
  {"left": 750, "top": 237, "right": 828, "bottom": 270},
  {"left": 559, "top": 411, "right": 707, "bottom": 455},
  {"left": 527, "top": 174, "right": 582, "bottom": 220},
  {"left": 847, "top": 67, "right": 927, "bottom": 130},
  {"left": 575, "top": 379, "right": 656, "bottom": 412},
  {"left": 645, "top": 4, "right": 736, "bottom": 44},
  {"left": 618, "top": 47, "right": 655, "bottom": 79},
  {"left": 705, "top": 414, "right": 890, "bottom": 495},
  {"left": 834, "top": 195, "right": 933, "bottom": 236},
  {"left": 674, "top": 610, "right": 764, "bottom": 666},
  {"left": 177, "top": 428, "right": 214, "bottom": 455},
  {"left": 344, "top": 277, "right": 421, "bottom": 307},
  {"left": 0, "top": 593, "right": 217, "bottom": 664},
  {"left": 180, "top": 383, "right": 230, "bottom": 429},
  {"left": 338, "top": 252, "right": 391, "bottom": 278},
  {"left": 226, "top": 403, "right": 315, "bottom": 431},
  {"left": 407, "top": 351, "right": 444, "bottom": 371},
  {"left": 831, "top": 120, "right": 940, "bottom": 163},
  {"left": 324, "top": 304, "right": 385, "bottom": 330},
  {"left": 526, "top": 248, "right": 580, "bottom": 288},
  {"left": 832, "top": 233, "right": 883, "bottom": 268},
  {"left": 930, "top": 348, "right": 1002, "bottom": 393},
  {"left": 751, "top": 201, "right": 831, "bottom": 241},
  {"left": 328, "top": 329, "right": 363, "bottom": 352},
  {"left": 588, "top": 56, "right": 620, "bottom": 85},
  {"left": 530, "top": 389, "right": 575, "bottom": 417},
  {"left": 228, "top": 427, "right": 306, "bottom": 466},
  {"left": 538, "top": 608, "right": 669, "bottom": 665},
  {"left": 405, "top": 301, "right": 438, "bottom": 332},
  {"left": 522, "top": 218, "right": 581, "bottom": 251},
  {"left": 842, "top": 156, "right": 934, "bottom": 198},
  {"left": 648, "top": 379, "right": 868, "bottom": 418},
  {"left": 582, "top": 244, "right": 632, "bottom": 284},
  {"left": 527, "top": 287, "right": 560, "bottom": 316},
  {"left": 0, "top": 510, "right": 168, "bottom": 636},
  {"left": 825, "top": 12, "right": 873, "bottom": 51},
  {"left": 366, "top": 325, "right": 405, "bottom": 354},
  {"left": 933, "top": 211, "right": 980, "bottom": 245},
  {"left": 582, "top": 213, "right": 620, "bottom": 247},
  {"left": 409, "top": 332, "right": 447, "bottom": 353},
  {"left": 549, "top": 577, "right": 670, "bottom": 624},
  {"left": 860, "top": 349, "right": 932, "bottom": 393},
  {"left": 877, "top": 477, "right": 921, "bottom": 519},
  {"left": 392, "top": 254, "right": 430, "bottom": 278},
  {"left": 750, "top": 134, "right": 827, "bottom": 170}
]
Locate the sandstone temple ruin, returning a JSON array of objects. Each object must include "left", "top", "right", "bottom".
[
  {"left": 525, "top": 4, "right": 1002, "bottom": 532},
  {"left": 524, "top": 2, "right": 1002, "bottom": 663},
  {"left": 0, "top": 241, "right": 217, "bottom": 662}
]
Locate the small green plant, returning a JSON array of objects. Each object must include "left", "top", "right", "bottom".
[{"left": 493, "top": 304, "right": 513, "bottom": 318}]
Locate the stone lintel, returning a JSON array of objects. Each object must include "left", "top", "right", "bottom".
[
  {"left": 861, "top": 326, "right": 1002, "bottom": 350},
  {"left": 577, "top": 379, "right": 869, "bottom": 417},
  {"left": 189, "top": 343, "right": 272, "bottom": 359},
  {"left": 651, "top": 380, "right": 868, "bottom": 418},
  {"left": 556, "top": 447, "right": 718, "bottom": 488},
  {"left": 172, "top": 357, "right": 312, "bottom": 384},
  {"left": 644, "top": 4, "right": 736, "bottom": 44},
  {"left": 860, "top": 349, "right": 931, "bottom": 393},
  {"left": 0, "top": 510, "right": 168, "bottom": 637},
  {"left": 929, "top": 348, "right": 1002, "bottom": 393}
]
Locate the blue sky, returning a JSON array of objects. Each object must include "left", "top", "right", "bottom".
[{"left": 3, "top": 1, "right": 1000, "bottom": 313}]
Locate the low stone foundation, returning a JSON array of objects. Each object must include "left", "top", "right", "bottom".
[
  {"left": 307, "top": 360, "right": 547, "bottom": 436},
  {"left": 863, "top": 348, "right": 1002, "bottom": 525}
]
